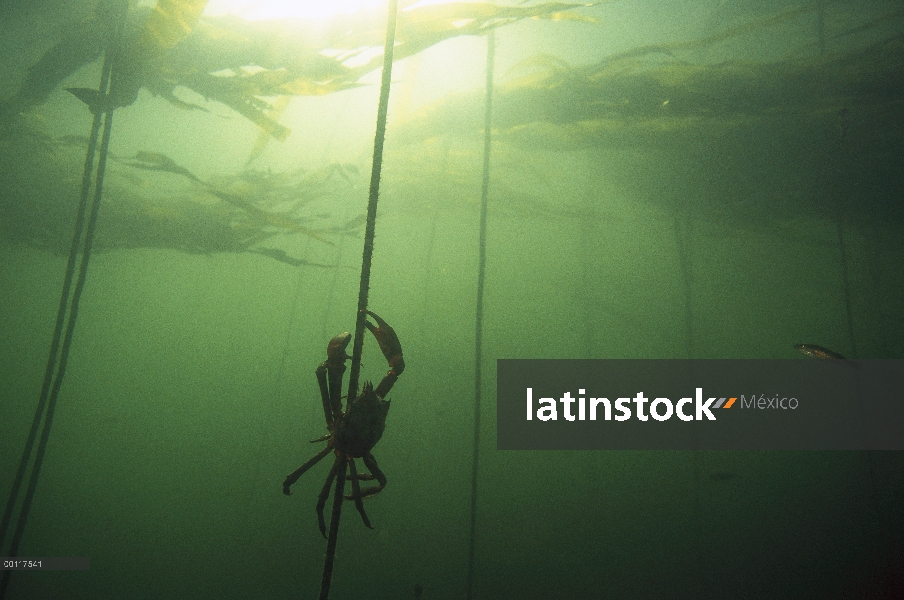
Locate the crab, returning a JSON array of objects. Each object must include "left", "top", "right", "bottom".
[{"left": 283, "top": 309, "right": 404, "bottom": 536}]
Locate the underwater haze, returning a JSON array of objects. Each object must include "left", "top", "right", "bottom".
[{"left": 1, "top": 0, "right": 904, "bottom": 599}]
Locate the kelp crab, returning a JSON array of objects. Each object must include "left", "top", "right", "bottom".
[{"left": 283, "top": 310, "right": 404, "bottom": 535}]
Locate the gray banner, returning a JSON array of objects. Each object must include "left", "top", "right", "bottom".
[{"left": 497, "top": 359, "right": 904, "bottom": 450}]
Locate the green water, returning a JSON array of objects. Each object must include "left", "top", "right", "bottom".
[{"left": 2, "top": 0, "right": 904, "bottom": 598}]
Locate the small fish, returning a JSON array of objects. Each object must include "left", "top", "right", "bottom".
[
  {"left": 709, "top": 472, "right": 735, "bottom": 481},
  {"left": 794, "top": 343, "right": 862, "bottom": 369},
  {"left": 247, "top": 247, "right": 335, "bottom": 268},
  {"left": 413, "top": 583, "right": 424, "bottom": 599},
  {"left": 127, "top": 151, "right": 203, "bottom": 183},
  {"left": 794, "top": 343, "right": 846, "bottom": 360}
]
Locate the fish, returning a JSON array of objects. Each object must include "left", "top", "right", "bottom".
[
  {"left": 794, "top": 343, "right": 862, "bottom": 369},
  {"left": 125, "top": 151, "right": 204, "bottom": 183},
  {"left": 794, "top": 343, "right": 846, "bottom": 360},
  {"left": 413, "top": 583, "right": 424, "bottom": 599},
  {"left": 247, "top": 247, "right": 337, "bottom": 268}
]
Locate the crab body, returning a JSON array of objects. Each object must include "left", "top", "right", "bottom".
[{"left": 334, "top": 381, "right": 389, "bottom": 458}]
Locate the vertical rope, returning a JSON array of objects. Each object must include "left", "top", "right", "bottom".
[
  {"left": 316, "top": 2, "right": 398, "bottom": 598},
  {"left": 467, "top": 28, "right": 495, "bottom": 600},
  {"left": 674, "top": 215, "right": 694, "bottom": 359},
  {"left": 0, "top": 3, "right": 128, "bottom": 598},
  {"left": 834, "top": 109, "right": 857, "bottom": 359},
  {"left": 832, "top": 107, "right": 878, "bottom": 531},
  {"left": 835, "top": 220, "right": 857, "bottom": 356},
  {"left": 816, "top": 1, "right": 825, "bottom": 56},
  {"left": 318, "top": 459, "right": 348, "bottom": 600},
  {"left": 346, "top": 0, "right": 399, "bottom": 402}
]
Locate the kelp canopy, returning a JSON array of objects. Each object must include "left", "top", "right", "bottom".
[
  {"left": 386, "top": 2, "right": 904, "bottom": 228},
  {"left": 2, "top": 1, "right": 902, "bottom": 260},
  {"left": 0, "top": 1, "right": 592, "bottom": 263},
  {"left": 397, "top": 3, "right": 904, "bottom": 149},
  {"left": 161, "top": 1, "right": 595, "bottom": 140}
]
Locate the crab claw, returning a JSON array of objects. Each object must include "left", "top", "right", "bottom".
[
  {"left": 362, "top": 310, "right": 405, "bottom": 375},
  {"left": 326, "top": 331, "right": 352, "bottom": 363}
]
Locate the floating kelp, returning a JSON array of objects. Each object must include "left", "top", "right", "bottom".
[
  {"left": 0, "top": 2, "right": 595, "bottom": 261},
  {"left": 160, "top": 2, "right": 593, "bottom": 139},
  {"left": 394, "top": 5, "right": 904, "bottom": 150},
  {"left": 379, "top": 3, "right": 904, "bottom": 236},
  {"left": 0, "top": 128, "right": 362, "bottom": 263},
  {"left": 2, "top": 1, "right": 593, "bottom": 142}
]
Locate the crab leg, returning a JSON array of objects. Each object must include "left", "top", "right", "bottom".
[
  {"left": 316, "top": 332, "right": 351, "bottom": 423},
  {"left": 347, "top": 458, "right": 373, "bottom": 529},
  {"left": 345, "top": 452, "right": 387, "bottom": 500},
  {"left": 282, "top": 444, "right": 332, "bottom": 495},
  {"left": 315, "top": 364, "right": 335, "bottom": 426},
  {"left": 316, "top": 456, "right": 342, "bottom": 537}
]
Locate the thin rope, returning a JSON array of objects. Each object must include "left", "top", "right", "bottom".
[
  {"left": 467, "top": 28, "right": 495, "bottom": 600},
  {"left": 317, "top": 1, "right": 398, "bottom": 598},
  {"left": 835, "top": 219, "right": 857, "bottom": 356},
  {"left": 0, "top": 3, "right": 128, "bottom": 597},
  {"left": 0, "top": 58, "right": 108, "bottom": 565},
  {"left": 833, "top": 107, "right": 878, "bottom": 523},
  {"left": 834, "top": 109, "right": 857, "bottom": 360},
  {"left": 674, "top": 215, "right": 695, "bottom": 359},
  {"left": 346, "top": 0, "right": 399, "bottom": 402},
  {"left": 318, "top": 459, "right": 348, "bottom": 600}
]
